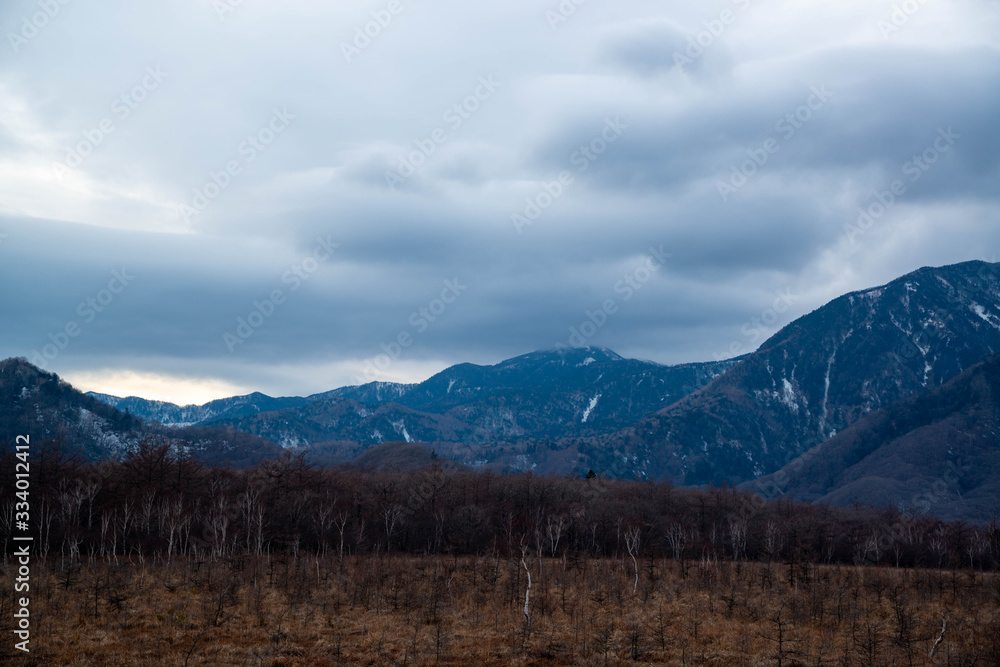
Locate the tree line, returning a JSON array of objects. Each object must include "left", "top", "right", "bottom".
[{"left": 2, "top": 438, "right": 998, "bottom": 571}]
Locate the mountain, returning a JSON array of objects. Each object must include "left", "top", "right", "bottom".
[
  {"left": 596, "top": 260, "right": 1000, "bottom": 486},
  {"left": 313, "top": 381, "right": 413, "bottom": 405},
  {"left": 394, "top": 348, "right": 727, "bottom": 424},
  {"left": 209, "top": 396, "right": 477, "bottom": 449},
  {"left": 201, "top": 347, "right": 739, "bottom": 449},
  {"left": 86, "top": 391, "right": 309, "bottom": 426},
  {"left": 63, "top": 260, "right": 1000, "bottom": 513},
  {"left": 87, "top": 347, "right": 738, "bottom": 450},
  {"left": 1, "top": 358, "right": 281, "bottom": 464},
  {"left": 750, "top": 353, "right": 1000, "bottom": 521}
]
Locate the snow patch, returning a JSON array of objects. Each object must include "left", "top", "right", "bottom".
[
  {"left": 278, "top": 433, "right": 306, "bottom": 449},
  {"left": 581, "top": 394, "right": 601, "bottom": 423},
  {"left": 780, "top": 379, "right": 799, "bottom": 412},
  {"left": 390, "top": 419, "right": 412, "bottom": 443},
  {"left": 819, "top": 346, "right": 837, "bottom": 437},
  {"left": 972, "top": 303, "right": 1000, "bottom": 330},
  {"left": 515, "top": 454, "right": 537, "bottom": 471},
  {"left": 579, "top": 357, "right": 596, "bottom": 366},
  {"left": 447, "top": 379, "right": 456, "bottom": 394},
  {"left": 863, "top": 288, "right": 884, "bottom": 302}
]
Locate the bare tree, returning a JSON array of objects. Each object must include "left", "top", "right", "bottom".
[
  {"left": 314, "top": 499, "right": 335, "bottom": 555},
  {"left": 625, "top": 526, "right": 641, "bottom": 594},
  {"left": 334, "top": 511, "right": 349, "bottom": 565},
  {"left": 82, "top": 478, "right": 102, "bottom": 531},
  {"left": 929, "top": 613, "right": 947, "bottom": 658},
  {"left": 666, "top": 522, "right": 686, "bottom": 561},
  {"left": 764, "top": 520, "right": 784, "bottom": 563},
  {"left": 520, "top": 537, "right": 533, "bottom": 626},
  {"left": 162, "top": 497, "right": 188, "bottom": 566},
  {"left": 208, "top": 496, "right": 230, "bottom": 560},
  {"left": 545, "top": 514, "right": 567, "bottom": 557},
  {"left": 729, "top": 517, "right": 748, "bottom": 561},
  {"left": 382, "top": 505, "right": 405, "bottom": 552}
]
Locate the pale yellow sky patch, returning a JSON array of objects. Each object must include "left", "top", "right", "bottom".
[{"left": 63, "top": 369, "right": 254, "bottom": 405}]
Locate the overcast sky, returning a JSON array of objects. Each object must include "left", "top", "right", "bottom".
[{"left": 2, "top": 0, "right": 999, "bottom": 403}]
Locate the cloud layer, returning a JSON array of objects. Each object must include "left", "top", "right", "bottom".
[{"left": 1, "top": 0, "right": 998, "bottom": 401}]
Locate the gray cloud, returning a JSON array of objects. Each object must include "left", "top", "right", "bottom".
[{"left": 1, "top": 0, "right": 998, "bottom": 399}]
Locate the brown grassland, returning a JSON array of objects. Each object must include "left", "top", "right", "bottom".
[
  {"left": 3, "top": 553, "right": 999, "bottom": 666},
  {"left": 2, "top": 444, "right": 999, "bottom": 665}
]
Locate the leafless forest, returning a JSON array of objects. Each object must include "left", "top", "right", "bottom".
[{"left": 2, "top": 439, "right": 999, "bottom": 665}]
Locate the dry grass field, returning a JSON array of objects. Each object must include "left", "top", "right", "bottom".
[{"left": 3, "top": 553, "right": 999, "bottom": 666}]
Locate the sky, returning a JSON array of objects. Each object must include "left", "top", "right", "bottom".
[{"left": 1, "top": 0, "right": 999, "bottom": 404}]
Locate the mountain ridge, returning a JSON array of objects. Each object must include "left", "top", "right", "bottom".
[
  {"left": 581, "top": 260, "right": 1000, "bottom": 487},
  {"left": 749, "top": 352, "right": 1000, "bottom": 521},
  {"left": 1, "top": 358, "right": 280, "bottom": 464},
  {"left": 94, "top": 346, "right": 739, "bottom": 448},
  {"left": 11, "top": 259, "right": 1000, "bottom": 520}
]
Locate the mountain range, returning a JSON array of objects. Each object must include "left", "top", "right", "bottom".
[
  {"left": 91, "top": 347, "right": 738, "bottom": 448},
  {"left": 4, "top": 259, "right": 998, "bottom": 520}
]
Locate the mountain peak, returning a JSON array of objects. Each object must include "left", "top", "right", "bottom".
[{"left": 537, "top": 346, "right": 625, "bottom": 364}]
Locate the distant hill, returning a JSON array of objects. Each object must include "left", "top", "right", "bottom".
[
  {"left": 1, "top": 358, "right": 280, "bottom": 465},
  {"left": 749, "top": 353, "right": 1000, "bottom": 521},
  {"left": 92, "top": 347, "right": 738, "bottom": 448},
  {"left": 349, "top": 441, "right": 466, "bottom": 472},
  {"left": 87, "top": 391, "right": 309, "bottom": 426}
]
